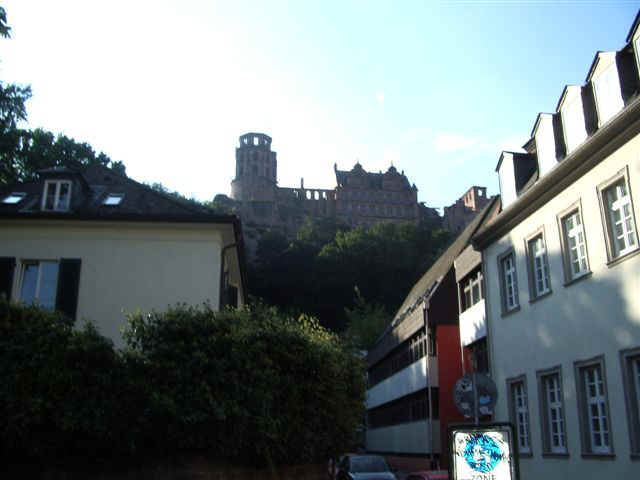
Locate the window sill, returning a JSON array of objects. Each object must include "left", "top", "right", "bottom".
[
  {"left": 606, "top": 247, "right": 640, "bottom": 268},
  {"left": 563, "top": 270, "right": 592, "bottom": 287},
  {"left": 501, "top": 305, "right": 521, "bottom": 318},
  {"left": 541, "top": 452, "right": 569, "bottom": 458},
  {"left": 529, "top": 289, "right": 552, "bottom": 304},
  {"left": 580, "top": 452, "right": 615, "bottom": 459}
]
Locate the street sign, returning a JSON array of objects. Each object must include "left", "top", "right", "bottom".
[
  {"left": 448, "top": 423, "right": 519, "bottom": 480},
  {"left": 453, "top": 373, "right": 498, "bottom": 420}
]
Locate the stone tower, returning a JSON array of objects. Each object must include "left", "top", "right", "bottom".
[{"left": 230, "top": 133, "right": 277, "bottom": 202}]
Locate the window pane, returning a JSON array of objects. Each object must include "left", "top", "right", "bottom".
[
  {"left": 20, "top": 264, "right": 39, "bottom": 303},
  {"left": 39, "top": 262, "right": 59, "bottom": 310},
  {"left": 44, "top": 183, "right": 56, "bottom": 210},
  {"left": 57, "top": 182, "right": 71, "bottom": 210}
]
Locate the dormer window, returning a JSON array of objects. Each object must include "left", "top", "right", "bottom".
[
  {"left": 594, "top": 63, "right": 624, "bottom": 126},
  {"left": 42, "top": 180, "right": 72, "bottom": 211},
  {"left": 2, "top": 192, "right": 26, "bottom": 204}
]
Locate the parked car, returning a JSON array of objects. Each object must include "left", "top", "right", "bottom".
[
  {"left": 336, "top": 454, "right": 397, "bottom": 480},
  {"left": 406, "top": 471, "right": 449, "bottom": 480}
]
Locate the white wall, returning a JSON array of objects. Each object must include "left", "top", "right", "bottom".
[
  {"left": 484, "top": 131, "right": 640, "bottom": 477},
  {"left": 366, "top": 420, "right": 441, "bottom": 454},
  {"left": 366, "top": 357, "right": 438, "bottom": 409},
  {"left": 459, "top": 299, "right": 486, "bottom": 347},
  {"left": 1, "top": 220, "right": 225, "bottom": 347}
]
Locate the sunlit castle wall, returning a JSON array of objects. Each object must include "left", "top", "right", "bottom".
[{"left": 230, "top": 132, "right": 278, "bottom": 202}]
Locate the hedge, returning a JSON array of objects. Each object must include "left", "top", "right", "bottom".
[{"left": 0, "top": 298, "right": 365, "bottom": 469}]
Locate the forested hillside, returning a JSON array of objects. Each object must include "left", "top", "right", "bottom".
[{"left": 249, "top": 217, "right": 452, "bottom": 343}]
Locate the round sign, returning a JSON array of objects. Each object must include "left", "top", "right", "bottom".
[{"left": 453, "top": 373, "right": 498, "bottom": 419}]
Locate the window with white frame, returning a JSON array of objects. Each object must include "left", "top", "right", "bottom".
[
  {"left": 594, "top": 63, "right": 624, "bottom": 126},
  {"left": 508, "top": 377, "right": 531, "bottom": 454},
  {"left": 561, "top": 209, "right": 589, "bottom": 281},
  {"left": 575, "top": 357, "right": 612, "bottom": 455},
  {"left": 499, "top": 250, "right": 519, "bottom": 313},
  {"left": 598, "top": 168, "right": 638, "bottom": 261},
  {"left": 527, "top": 234, "right": 551, "bottom": 298},
  {"left": 42, "top": 180, "right": 72, "bottom": 211},
  {"left": 620, "top": 347, "right": 640, "bottom": 455},
  {"left": 538, "top": 369, "right": 567, "bottom": 454},
  {"left": 19, "top": 260, "right": 59, "bottom": 310},
  {"left": 460, "top": 268, "right": 483, "bottom": 312}
]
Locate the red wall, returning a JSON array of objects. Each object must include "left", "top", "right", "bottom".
[{"left": 436, "top": 324, "right": 466, "bottom": 470}]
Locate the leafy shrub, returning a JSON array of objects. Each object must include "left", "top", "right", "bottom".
[{"left": 0, "top": 298, "right": 365, "bottom": 468}]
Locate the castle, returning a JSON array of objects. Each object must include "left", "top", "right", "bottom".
[{"left": 220, "top": 132, "right": 488, "bottom": 248}]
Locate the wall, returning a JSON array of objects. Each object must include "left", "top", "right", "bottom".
[
  {"left": 484, "top": 130, "right": 640, "bottom": 477},
  {"left": 366, "top": 420, "right": 441, "bottom": 455},
  {"left": 0, "top": 220, "right": 226, "bottom": 348}
]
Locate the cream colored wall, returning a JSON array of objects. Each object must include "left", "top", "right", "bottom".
[
  {"left": 1, "top": 220, "right": 225, "bottom": 347},
  {"left": 484, "top": 131, "right": 640, "bottom": 477}
]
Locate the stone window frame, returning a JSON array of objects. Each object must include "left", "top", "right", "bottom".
[
  {"left": 596, "top": 165, "right": 639, "bottom": 266},
  {"left": 523, "top": 226, "right": 552, "bottom": 302},
  {"left": 574, "top": 355, "right": 615, "bottom": 458},
  {"left": 497, "top": 247, "right": 520, "bottom": 316},
  {"left": 556, "top": 199, "right": 592, "bottom": 286},
  {"left": 506, "top": 374, "right": 532, "bottom": 457},
  {"left": 619, "top": 346, "right": 640, "bottom": 458},
  {"left": 536, "top": 365, "right": 569, "bottom": 456}
]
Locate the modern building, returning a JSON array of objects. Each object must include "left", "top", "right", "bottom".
[
  {"left": 472, "top": 12, "right": 640, "bottom": 478},
  {"left": 0, "top": 164, "right": 247, "bottom": 347},
  {"left": 365, "top": 198, "right": 497, "bottom": 471}
]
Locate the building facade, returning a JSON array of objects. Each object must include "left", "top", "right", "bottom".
[
  {"left": 473, "top": 12, "right": 640, "bottom": 478},
  {"left": 0, "top": 165, "right": 247, "bottom": 347},
  {"left": 365, "top": 199, "right": 497, "bottom": 471}
]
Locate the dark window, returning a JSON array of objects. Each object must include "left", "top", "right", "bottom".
[{"left": 367, "top": 388, "right": 439, "bottom": 429}]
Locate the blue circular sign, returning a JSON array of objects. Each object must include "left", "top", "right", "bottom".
[{"left": 463, "top": 434, "right": 502, "bottom": 473}]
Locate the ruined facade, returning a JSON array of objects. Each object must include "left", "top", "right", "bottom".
[
  {"left": 442, "top": 186, "right": 491, "bottom": 233},
  {"left": 228, "top": 133, "right": 439, "bottom": 236}
]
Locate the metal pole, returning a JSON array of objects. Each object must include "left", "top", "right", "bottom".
[
  {"left": 424, "top": 301, "right": 434, "bottom": 469},
  {"left": 473, "top": 372, "right": 479, "bottom": 426}
]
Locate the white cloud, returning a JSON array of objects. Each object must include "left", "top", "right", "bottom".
[{"left": 376, "top": 92, "right": 385, "bottom": 105}]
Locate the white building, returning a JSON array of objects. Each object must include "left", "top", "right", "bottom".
[
  {"left": 472, "top": 12, "right": 640, "bottom": 478},
  {"left": 0, "top": 164, "right": 247, "bottom": 347}
]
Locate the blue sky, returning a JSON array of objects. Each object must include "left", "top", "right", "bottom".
[{"left": 1, "top": 1, "right": 638, "bottom": 212}]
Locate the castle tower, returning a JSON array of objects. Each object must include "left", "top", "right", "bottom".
[{"left": 230, "top": 133, "right": 278, "bottom": 201}]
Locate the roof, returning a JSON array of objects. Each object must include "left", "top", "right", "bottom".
[
  {"left": 0, "top": 163, "right": 249, "bottom": 294},
  {"left": 625, "top": 9, "right": 640, "bottom": 43}
]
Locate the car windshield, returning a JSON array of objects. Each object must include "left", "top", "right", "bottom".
[{"left": 349, "top": 456, "right": 390, "bottom": 473}]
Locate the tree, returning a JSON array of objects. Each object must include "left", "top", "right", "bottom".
[
  {"left": 0, "top": 7, "right": 11, "bottom": 38},
  {"left": 344, "top": 287, "right": 390, "bottom": 351}
]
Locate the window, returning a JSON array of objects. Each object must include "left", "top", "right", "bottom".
[
  {"left": 103, "top": 193, "right": 124, "bottom": 205},
  {"left": 2, "top": 192, "right": 26, "bottom": 204},
  {"left": 19, "top": 261, "right": 59, "bottom": 310},
  {"left": 597, "top": 167, "right": 638, "bottom": 262},
  {"left": 469, "top": 338, "right": 489, "bottom": 374},
  {"left": 507, "top": 376, "right": 531, "bottom": 455},
  {"left": 460, "top": 268, "right": 483, "bottom": 312},
  {"left": 498, "top": 249, "right": 519, "bottom": 314},
  {"left": 558, "top": 203, "right": 590, "bottom": 283},
  {"left": 620, "top": 347, "right": 640, "bottom": 455},
  {"left": 575, "top": 356, "right": 613, "bottom": 455},
  {"left": 537, "top": 368, "right": 568, "bottom": 454},
  {"left": 367, "top": 388, "right": 439, "bottom": 429},
  {"left": 42, "top": 180, "right": 72, "bottom": 211},
  {"left": 525, "top": 231, "right": 551, "bottom": 299},
  {"left": 15, "top": 258, "right": 81, "bottom": 319},
  {"left": 594, "top": 63, "right": 624, "bottom": 126}
]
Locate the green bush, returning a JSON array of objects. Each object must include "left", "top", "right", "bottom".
[{"left": 0, "top": 298, "right": 365, "bottom": 468}]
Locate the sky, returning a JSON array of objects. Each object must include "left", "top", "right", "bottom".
[{"left": 1, "top": 1, "right": 638, "bottom": 212}]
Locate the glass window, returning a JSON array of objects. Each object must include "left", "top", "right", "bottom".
[
  {"left": 562, "top": 210, "right": 589, "bottom": 279},
  {"left": 620, "top": 347, "right": 640, "bottom": 455},
  {"left": 538, "top": 370, "right": 567, "bottom": 454},
  {"left": 2, "top": 192, "right": 26, "bottom": 204},
  {"left": 19, "top": 261, "right": 59, "bottom": 310},
  {"left": 508, "top": 379, "right": 531, "bottom": 454},
  {"left": 42, "top": 180, "right": 72, "bottom": 211},
  {"left": 500, "top": 252, "right": 519, "bottom": 312},
  {"left": 528, "top": 235, "right": 551, "bottom": 298},
  {"left": 575, "top": 357, "right": 613, "bottom": 455},
  {"left": 605, "top": 179, "right": 637, "bottom": 258},
  {"left": 103, "top": 193, "right": 124, "bottom": 205}
]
